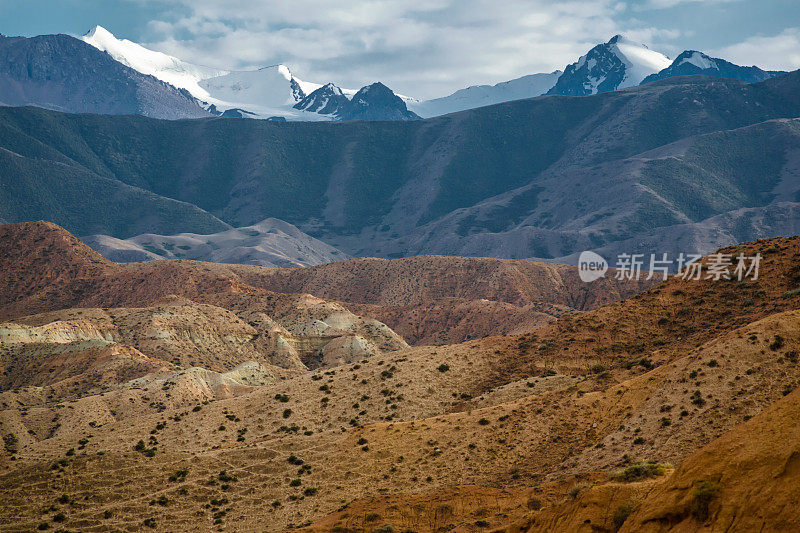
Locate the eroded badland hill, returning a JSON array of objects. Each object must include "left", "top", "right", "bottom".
[{"left": 1, "top": 222, "right": 800, "bottom": 531}]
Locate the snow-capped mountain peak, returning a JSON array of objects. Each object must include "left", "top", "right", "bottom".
[
  {"left": 80, "top": 25, "right": 226, "bottom": 101},
  {"left": 293, "top": 82, "right": 349, "bottom": 115},
  {"left": 677, "top": 50, "right": 718, "bottom": 70},
  {"left": 79, "top": 26, "right": 334, "bottom": 120},
  {"left": 640, "top": 49, "right": 785, "bottom": 85},
  {"left": 547, "top": 35, "right": 671, "bottom": 96},
  {"left": 198, "top": 64, "right": 321, "bottom": 114},
  {"left": 607, "top": 35, "right": 672, "bottom": 87}
]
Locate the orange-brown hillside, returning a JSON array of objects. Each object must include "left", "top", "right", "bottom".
[
  {"left": 2, "top": 222, "right": 800, "bottom": 532},
  {"left": 0, "top": 221, "right": 649, "bottom": 344},
  {"left": 234, "top": 255, "right": 653, "bottom": 344}
]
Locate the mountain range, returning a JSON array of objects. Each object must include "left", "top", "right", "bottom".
[
  {"left": 0, "top": 27, "right": 787, "bottom": 122},
  {"left": 2, "top": 69, "right": 799, "bottom": 266}
]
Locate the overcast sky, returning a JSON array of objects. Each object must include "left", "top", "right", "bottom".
[{"left": 2, "top": 0, "right": 799, "bottom": 99}]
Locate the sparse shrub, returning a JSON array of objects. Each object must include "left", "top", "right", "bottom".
[
  {"left": 770, "top": 335, "right": 785, "bottom": 351},
  {"left": 569, "top": 482, "right": 590, "bottom": 499},
  {"left": 690, "top": 391, "right": 706, "bottom": 407},
  {"left": 143, "top": 518, "right": 157, "bottom": 528},
  {"left": 589, "top": 363, "right": 607, "bottom": 374},
  {"left": 282, "top": 409, "right": 293, "bottom": 419},
  {"left": 218, "top": 470, "right": 237, "bottom": 482},
  {"left": 612, "top": 502, "right": 634, "bottom": 531},
  {"left": 169, "top": 469, "right": 188, "bottom": 482},
  {"left": 289, "top": 478, "right": 302, "bottom": 487},
  {"left": 610, "top": 462, "right": 670, "bottom": 482},
  {"left": 691, "top": 481, "right": 721, "bottom": 521},
  {"left": 782, "top": 288, "right": 800, "bottom": 299},
  {"left": 3, "top": 433, "right": 18, "bottom": 454},
  {"left": 478, "top": 418, "right": 490, "bottom": 426},
  {"left": 437, "top": 364, "right": 450, "bottom": 373},
  {"left": 527, "top": 497, "right": 542, "bottom": 510}
]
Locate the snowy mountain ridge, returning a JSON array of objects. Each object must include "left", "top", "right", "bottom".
[
  {"left": 547, "top": 35, "right": 672, "bottom": 96},
  {"left": 81, "top": 26, "right": 329, "bottom": 120},
  {"left": 408, "top": 71, "right": 562, "bottom": 118},
  {"left": 76, "top": 27, "right": 785, "bottom": 121}
]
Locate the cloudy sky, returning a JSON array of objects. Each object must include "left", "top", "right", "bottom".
[{"left": 2, "top": 0, "right": 799, "bottom": 99}]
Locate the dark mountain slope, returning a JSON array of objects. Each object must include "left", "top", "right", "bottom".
[
  {"left": 1, "top": 72, "right": 800, "bottom": 259},
  {"left": 0, "top": 34, "right": 209, "bottom": 119},
  {"left": 0, "top": 146, "right": 230, "bottom": 238}
]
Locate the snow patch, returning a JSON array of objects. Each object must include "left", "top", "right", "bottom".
[
  {"left": 610, "top": 36, "right": 672, "bottom": 88},
  {"left": 678, "top": 51, "right": 717, "bottom": 70},
  {"left": 408, "top": 71, "right": 561, "bottom": 118}
]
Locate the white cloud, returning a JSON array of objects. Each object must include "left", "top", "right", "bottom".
[
  {"left": 633, "top": 0, "right": 739, "bottom": 9},
  {"left": 713, "top": 28, "right": 800, "bottom": 71},
  {"left": 134, "top": 0, "right": 677, "bottom": 99}
]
